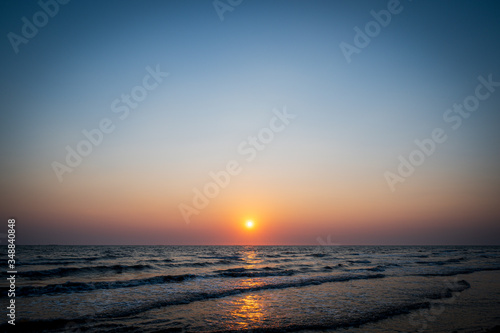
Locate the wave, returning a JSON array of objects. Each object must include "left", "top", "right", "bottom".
[
  {"left": 365, "top": 265, "right": 386, "bottom": 272},
  {"left": 7, "top": 276, "right": 473, "bottom": 333},
  {"left": 18, "top": 273, "right": 196, "bottom": 297},
  {"left": 82, "top": 273, "right": 387, "bottom": 319},
  {"left": 347, "top": 259, "right": 371, "bottom": 264},
  {"left": 446, "top": 257, "right": 466, "bottom": 263},
  {"left": 19, "top": 267, "right": 312, "bottom": 297},
  {"left": 19, "top": 260, "right": 82, "bottom": 266},
  {"left": 159, "top": 260, "right": 244, "bottom": 268},
  {"left": 415, "top": 260, "right": 446, "bottom": 266},
  {"left": 415, "top": 266, "right": 500, "bottom": 277},
  {"left": 20, "top": 266, "right": 326, "bottom": 297},
  {"left": 141, "top": 258, "right": 174, "bottom": 263},
  {"left": 18, "top": 257, "right": 104, "bottom": 266},
  {"left": 18, "top": 254, "right": 124, "bottom": 267},
  {"left": 22, "top": 264, "right": 153, "bottom": 279},
  {"left": 415, "top": 257, "right": 467, "bottom": 266},
  {"left": 308, "top": 253, "right": 329, "bottom": 258},
  {"left": 198, "top": 255, "right": 242, "bottom": 261},
  {"left": 215, "top": 267, "right": 296, "bottom": 278}
]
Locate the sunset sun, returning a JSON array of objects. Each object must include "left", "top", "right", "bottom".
[{"left": 245, "top": 220, "right": 255, "bottom": 229}]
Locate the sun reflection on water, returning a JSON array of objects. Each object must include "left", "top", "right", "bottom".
[
  {"left": 241, "top": 248, "right": 262, "bottom": 268},
  {"left": 230, "top": 293, "right": 265, "bottom": 329},
  {"left": 224, "top": 248, "right": 270, "bottom": 330}
]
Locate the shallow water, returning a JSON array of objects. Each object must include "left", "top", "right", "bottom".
[{"left": 4, "top": 245, "right": 500, "bottom": 332}]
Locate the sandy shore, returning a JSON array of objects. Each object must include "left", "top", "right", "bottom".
[{"left": 332, "top": 270, "right": 500, "bottom": 333}]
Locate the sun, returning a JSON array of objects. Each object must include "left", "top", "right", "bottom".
[{"left": 245, "top": 220, "right": 255, "bottom": 229}]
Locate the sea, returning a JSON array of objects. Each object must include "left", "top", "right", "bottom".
[{"left": 3, "top": 245, "right": 500, "bottom": 332}]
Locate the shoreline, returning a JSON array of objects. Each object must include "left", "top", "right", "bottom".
[{"left": 333, "top": 270, "right": 500, "bottom": 333}]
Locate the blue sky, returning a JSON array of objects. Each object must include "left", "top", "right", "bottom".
[{"left": 1, "top": 0, "right": 500, "bottom": 245}]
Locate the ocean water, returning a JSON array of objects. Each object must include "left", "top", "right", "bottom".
[{"left": 4, "top": 245, "right": 500, "bottom": 332}]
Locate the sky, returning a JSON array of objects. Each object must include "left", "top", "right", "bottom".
[{"left": 1, "top": 0, "right": 499, "bottom": 245}]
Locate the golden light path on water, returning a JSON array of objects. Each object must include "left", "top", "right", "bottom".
[
  {"left": 228, "top": 249, "right": 266, "bottom": 330},
  {"left": 230, "top": 293, "right": 266, "bottom": 330}
]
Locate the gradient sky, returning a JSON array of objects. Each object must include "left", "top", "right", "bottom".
[{"left": 1, "top": 0, "right": 499, "bottom": 245}]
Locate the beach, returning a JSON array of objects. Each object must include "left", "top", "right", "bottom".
[{"left": 3, "top": 245, "right": 499, "bottom": 332}]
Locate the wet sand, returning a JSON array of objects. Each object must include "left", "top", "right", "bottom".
[{"left": 334, "top": 270, "right": 500, "bottom": 333}]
